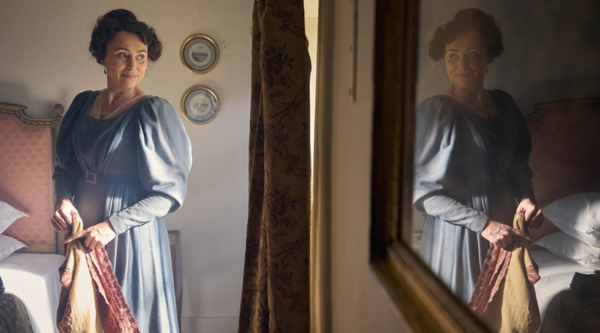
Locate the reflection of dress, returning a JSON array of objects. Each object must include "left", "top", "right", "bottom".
[
  {"left": 54, "top": 91, "right": 192, "bottom": 332},
  {"left": 413, "top": 90, "right": 534, "bottom": 304}
]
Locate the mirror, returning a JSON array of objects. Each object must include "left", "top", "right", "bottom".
[{"left": 372, "top": 0, "right": 600, "bottom": 332}]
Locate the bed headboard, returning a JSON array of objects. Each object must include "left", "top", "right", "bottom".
[
  {"left": 526, "top": 97, "right": 600, "bottom": 208},
  {"left": 0, "top": 102, "right": 64, "bottom": 253}
]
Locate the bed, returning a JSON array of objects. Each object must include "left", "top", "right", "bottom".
[
  {"left": 0, "top": 102, "right": 65, "bottom": 333},
  {"left": 525, "top": 96, "right": 600, "bottom": 330}
]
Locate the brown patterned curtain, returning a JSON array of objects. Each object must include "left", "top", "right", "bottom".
[{"left": 238, "top": 0, "right": 311, "bottom": 332}]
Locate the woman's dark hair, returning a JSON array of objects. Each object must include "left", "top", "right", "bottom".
[
  {"left": 89, "top": 9, "right": 162, "bottom": 64},
  {"left": 429, "top": 8, "right": 503, "bottom": 61}
]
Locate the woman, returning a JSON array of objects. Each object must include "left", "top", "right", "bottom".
[
  {"left": 50, "top": 9, "right": 191, "bottom": 332},
  {"left": 413, "top": 8, "right": 543, "bottom": 304}
]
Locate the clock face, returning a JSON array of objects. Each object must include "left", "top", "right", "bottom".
[
  {"left": 181, "top": 35, "right": 219, "bottom": 73},
  {"left": 182, "top": 87, "right": 219, "bottom": 124}
]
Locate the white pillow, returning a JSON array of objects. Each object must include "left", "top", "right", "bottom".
[
  {"left": 0, "top": 201, "right": 27, "bottom": 234},
  {"left": 542, "top": 192, "right": 600, "bottom": 246},
  {"left": 0, "top": 234, "right": 27, "bottom": 261},
  {"left": 534, "top": 231, "right": 600, "bottom": 270}
]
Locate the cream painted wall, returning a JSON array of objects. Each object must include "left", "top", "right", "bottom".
[
  {"left": 323, "top": 0, "right": 407, "bottom": 331},
  {"left": 0, "top": 1, "right": 252, "bottom": 332}
]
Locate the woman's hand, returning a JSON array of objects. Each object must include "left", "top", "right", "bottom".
[
  {"left": 517, "top": 198, "right": 544, "bottom": 228},
  {"left": 51, "top": 199, "right": 78, "bottom": 232},
  {"left": 64, "top": 220, "right": 117, "bottom": 250},
  {"left": 481, "top": 219, "right": 514, "bottom": 249}
]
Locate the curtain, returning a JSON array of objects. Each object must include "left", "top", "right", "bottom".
[{"left": 238, "top": 0, "right": 311, "bottom": 332}]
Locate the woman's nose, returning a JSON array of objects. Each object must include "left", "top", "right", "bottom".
[{"left": 460, "top": 56, "right": 469, "bottom": 68}]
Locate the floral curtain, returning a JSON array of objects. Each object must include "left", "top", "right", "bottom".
[{"left": 238, "top": 0, "right": 311, "bottom": 332}]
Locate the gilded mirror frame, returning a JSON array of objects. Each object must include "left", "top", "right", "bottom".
[{"left": 369, "top": 0, "right": 488, "bottom": 331}]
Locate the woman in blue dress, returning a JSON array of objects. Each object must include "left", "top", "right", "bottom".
[
  {"left": 413, "top": 8, "right": 543, "bottom": 304},
  {"left": 50, "top": 9, "right": 191, "bottom": 332}
]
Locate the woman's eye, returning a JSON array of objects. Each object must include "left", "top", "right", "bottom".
[
  {"left": 448, "top": 53, "right": 459, "bottom": 61},
  {"left": 136, "top": 54, "right": 146, "bottom": 61},
  {"left": 117, "top": 53, "right": 128, "bottom": 60},
  {"left": 468, "top": 52, "right": 480, "bottom": 60}
]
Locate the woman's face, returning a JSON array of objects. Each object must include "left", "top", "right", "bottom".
[
  {"left": 100, "top": 31, "right": 148, "bottom": 91},
  {"left": 444, "top": 30, "right": 490, "bottom": 91}
]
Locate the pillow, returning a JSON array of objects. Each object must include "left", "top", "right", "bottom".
[
  {"left": 542, "top": 192, "right": 600, "bottom": 246},
  {"left": 534, "top": 231, "right": 600, "bottom": 270},
  {"left": 0, "top": 201, "right": 27, "bottom": 234},
  {"left": 0, "top": 234, "right": 27, "bottom": 261}
]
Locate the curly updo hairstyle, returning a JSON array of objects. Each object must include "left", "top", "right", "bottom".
[
  {"left": 89, "top": 9, "right": 162, "bottom": 64},
  {"left": 429, "top": 8, "right": 503, "bottom": 61}
]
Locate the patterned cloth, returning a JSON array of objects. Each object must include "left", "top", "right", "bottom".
[
  {"left": 57, "top": 215, "right": 139, "bottom": 333},
  {"left": 0, "top": 293, "right": 32, "bottom": 333},
  {"left": 238, "top": 0, "right": 311, "bottom": 332},
  {"left": 469, "top": 214, "right": 541, "bottom": 333}
]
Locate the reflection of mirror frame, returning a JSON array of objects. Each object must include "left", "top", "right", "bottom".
[{"left": 369, "top": 0, "right": 488, "bottom": 331}]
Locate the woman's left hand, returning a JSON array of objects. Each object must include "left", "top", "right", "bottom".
[
  {"left": 517, "top": 198, "right": 544, "bottom": 229},
  {"left": 64, "top": 220, "right": 117, "bottom": 250}
]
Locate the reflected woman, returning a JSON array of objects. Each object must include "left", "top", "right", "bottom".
[{"left": 413, "top": 8, "right": 543, "bottom": 304}]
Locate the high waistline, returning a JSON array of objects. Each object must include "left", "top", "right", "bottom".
[{"left": 82, "top": 171, "right": 140, "bottom": 185}]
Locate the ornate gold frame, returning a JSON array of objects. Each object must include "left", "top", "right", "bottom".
[
  {"left": 369, "top": 0, "right": 489, "bottom": 331},
  {"left": 180, "top": 34, "right": 220, "bottom": 74},
  {"left": 0, "top": 102, "right": 65, "bottom": 254},
  {"left": 180, "top": 85, "right": 220, "bottom": 125}
]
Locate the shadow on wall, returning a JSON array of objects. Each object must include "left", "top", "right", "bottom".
[{"left": 0, "top": 81, "right": 68, "bottom": 118}]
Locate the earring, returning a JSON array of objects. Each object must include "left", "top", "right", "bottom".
[
  {"left": 103, "top": 67, "right": 107, "bottom": 74},
  {"left": 146, "top": 69, "right": 148, "bottom": 75}
]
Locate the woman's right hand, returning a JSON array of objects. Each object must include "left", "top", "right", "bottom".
[
  {"left": 51, "top": 199, "right": 78, "bottom": 232},
  {"left": 481, "top": 219, "right": 514, "bottom": 249}
]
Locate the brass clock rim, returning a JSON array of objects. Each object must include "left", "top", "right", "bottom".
[
  {"left": 180, "top": 34, "right": 220, "bottom": 75},
  {"left": 180, "top": 85, "right": 220, "bottom": 125}
]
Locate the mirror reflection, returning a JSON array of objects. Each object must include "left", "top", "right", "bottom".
[{"left": 411, "top": 2, "right": 600, "bottom": 332}]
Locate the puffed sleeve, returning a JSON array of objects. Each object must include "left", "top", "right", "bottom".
[
  {"left": 503, "top": 91, "right": 535, "bottom": 202},
  {"left": 53, "top": 91, "right": 90, "bottom": 203},
  {"left": 413, "top": 96, "right": 489, "bottom": 233},
  {"left": 108, "top": 97, "right": 192, "bottom": 235}
]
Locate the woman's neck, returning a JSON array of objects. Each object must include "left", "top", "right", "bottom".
[
  {"left": 104, "top": 86, "right": 139, "bottom": 106},
  {"left": 446, "top": 85, "right": 486, "bottom": 104}
]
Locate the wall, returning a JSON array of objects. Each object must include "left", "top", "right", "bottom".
[
  {"left": 323, "top": 0, "right": 408, "bottom": 331},
  {"left": 416, "top": 0, "right": 600, "bottom": 115},
  {"left": 0, "top": 0, "right": 252, "bottom": 332}
]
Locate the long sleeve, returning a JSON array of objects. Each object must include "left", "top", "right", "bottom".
[
  {"left": 413, "top": 96, "right": 473, "bottom": 212},
  {"left": 423, "top": 195, "right": 489, "bottom": 233},
  {"left": 108, "top": 97, "right": 192, "bottom": 235},
  {"left": 53, "top": 92, "right": 89, "bottom": 203}
]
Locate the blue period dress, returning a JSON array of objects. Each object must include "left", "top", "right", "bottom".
[
  {"left": 53, "top": 91, "right": 192, "bottom": 332},
  {"left": 413, "top": 90, "right": 534, "bottom": 304}
]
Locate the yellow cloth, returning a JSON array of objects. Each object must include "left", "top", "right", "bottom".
[
  {"left": 483, "top": 215, "right": 541, "bottom": 333},
  {"left": 57, "top": 215, "right": 103, "bottom": 333}
]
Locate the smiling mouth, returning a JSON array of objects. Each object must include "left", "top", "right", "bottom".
[{"left": 122, "top": 74, "right": 137, "bottom": 79}]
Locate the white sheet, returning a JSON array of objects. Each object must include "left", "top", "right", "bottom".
[
  {"left": 531, "top": 249, "right": 596, "bottom": 322},
  {"left": 0, "top": 253, "right": 64, "bottom": 333}
]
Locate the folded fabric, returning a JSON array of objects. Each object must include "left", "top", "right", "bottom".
[
  {"left": 542, "top": 192, "right": 600, "bottom": 246},
  {"left": 56, "top": 215, "right": 139, "bottom": 333},
  {"left": 469, "top": 214, "right": 541, "bottom": 333},
  {"left": 535, "top": 231, "right": 600, "bottom": 270},
  {"left": 0, "top": 292, "right": 33, "bottom": 333},
  {"left": 0, "top": 201, "right": 27, "bottom": 234},
  {"left": 0, "top": 235, "right": 27, "bottom": 262}
]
